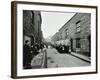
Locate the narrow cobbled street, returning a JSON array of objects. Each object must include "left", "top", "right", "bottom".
[{"left": 46, "top": 47, "right": 90, "bottom": 68}]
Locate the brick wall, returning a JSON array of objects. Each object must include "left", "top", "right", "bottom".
[
  {"left": 58, "top": 13, "right": 91, "bottom": 56},
  {"left": 23, "top": 10, "right": 43, "bottom": 45}
]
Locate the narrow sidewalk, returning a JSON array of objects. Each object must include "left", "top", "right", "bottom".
[{"left": 71, "top": 52, "right": 91, "bottom": 63}]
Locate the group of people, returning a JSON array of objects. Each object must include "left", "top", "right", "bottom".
[
  {"left": 52, "top": 44, "right": 70, "bottom": 53},
  {"left": 23, "top": 40, "right": 44, "bottom": 69}
]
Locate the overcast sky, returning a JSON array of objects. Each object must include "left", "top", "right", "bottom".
[{"left": 41, "top": 11, "right": 75, "bottom": 39}]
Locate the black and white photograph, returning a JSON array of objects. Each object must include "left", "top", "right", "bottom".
[
  {"left": 11, "top": 1, "right": 97, "bottom": 78},
  {"left": 23, "top": 10, "right": 91, "bottom": 69}
]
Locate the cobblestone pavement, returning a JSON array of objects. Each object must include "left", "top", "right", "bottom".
[{"left": 46, "top": 47, "right": 90, "bottom": 68}]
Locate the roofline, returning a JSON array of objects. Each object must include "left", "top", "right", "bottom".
[{"left": 59, "top": 13, "right": 77, "bottom": 31}]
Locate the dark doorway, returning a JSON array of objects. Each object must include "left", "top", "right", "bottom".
[{"left": 70, "top": 38, "right": 73, "bottom": 51}]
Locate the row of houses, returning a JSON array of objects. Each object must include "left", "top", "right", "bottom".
[
  {"left": 51, "top": 13, "right": 91, "bottom": 57},
  {"left": 23, "top": 10, "right": 43, "bottom": 46}
]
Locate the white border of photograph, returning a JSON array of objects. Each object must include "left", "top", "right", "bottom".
[{"left": 17, "top": 3, "right": 96, "bottom": 76}]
